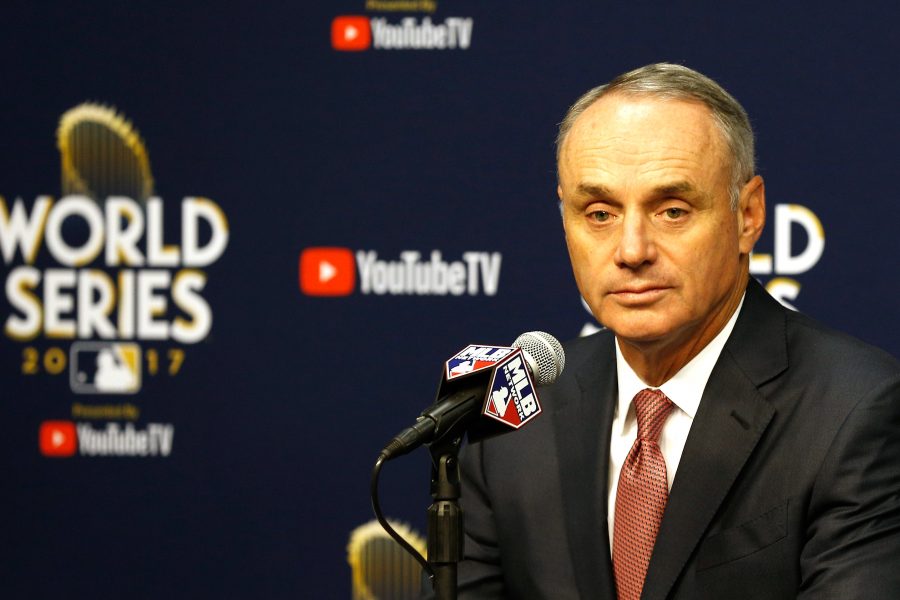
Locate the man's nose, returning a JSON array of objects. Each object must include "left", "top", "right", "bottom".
[{"left": 613, "top": 213, "right": 657, "bottom": 268}]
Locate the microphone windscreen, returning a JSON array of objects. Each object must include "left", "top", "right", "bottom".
[{"left": 512, "top": 331, "right": 565, "bottom": 386}]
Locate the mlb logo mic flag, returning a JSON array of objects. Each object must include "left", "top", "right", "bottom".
[
  {"left": 441, "top": 345, "right": 542, "bottom": 432},
  {"left": 445, "top": 344, "right": 514, "bottom": 380},
  {"left": 483, "top": 350, "right": 541, "bottom": 428}
]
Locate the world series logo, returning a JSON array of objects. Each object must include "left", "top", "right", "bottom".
[
  {"left": 1, "top": 103, "right": 228, "bottom": 396},
  {"left": 2, "top": 103, "right": 228, "bottom": 456}
]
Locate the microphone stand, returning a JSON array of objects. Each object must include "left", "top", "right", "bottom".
[{"left": 426, "top": 433, "right": 464, "bottom": 600}]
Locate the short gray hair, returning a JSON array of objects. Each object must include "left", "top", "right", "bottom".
[{"left": 556, "top": 63, "right": 755, "bottom": 210}]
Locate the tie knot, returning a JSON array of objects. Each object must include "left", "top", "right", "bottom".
[{"left": 633, "top": 388, "right": 674, "bottom": 442}]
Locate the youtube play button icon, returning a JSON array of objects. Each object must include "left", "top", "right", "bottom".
[
  {"left": 331, "top": 16, "right": 371, "bottom": 51},
  {"left": 300, "top": 247, "right": 356, "bottom": 296},
  {"left": 39, "top": 421, "right": 77, "bottom": 457}
]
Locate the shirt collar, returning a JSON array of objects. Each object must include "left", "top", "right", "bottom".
[{"left": 614, "top": 293, "right": 746, "bottom": 427}]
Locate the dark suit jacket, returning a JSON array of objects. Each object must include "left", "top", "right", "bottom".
[{"left": 455, "top": 280, "right": 900, "bottom": 599}]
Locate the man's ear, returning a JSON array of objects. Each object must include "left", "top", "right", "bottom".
[
  {"left": 738, "top": 175, "right": 766, "bottom": 255},
  {"left": 557, "top": 185, "right": 564, "bottom": 201}
]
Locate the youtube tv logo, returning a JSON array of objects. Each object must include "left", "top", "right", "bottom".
[
  {"left": 300, "top": 247, "right": 356, "bottom": 296},
  {"left": 299, "top": 247, "right": 502, "bottom": 297},
  {"left": 40, "top": 420, "right": 77, "bottom": 457},
  {"left": 332, "top": 16, "right": 371, "bottom": 51}
]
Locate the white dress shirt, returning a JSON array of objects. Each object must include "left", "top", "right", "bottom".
[{"left": 607, "top": 295, "right": 745, "bottom": 549}]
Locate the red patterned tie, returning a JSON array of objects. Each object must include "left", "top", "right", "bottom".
[{"left": 613, "top": 388, "right": 675, "bottom": 600}]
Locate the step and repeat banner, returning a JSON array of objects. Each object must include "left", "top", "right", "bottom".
[{"left": 2, "top": 2, "right": 898, "bottom": 598}]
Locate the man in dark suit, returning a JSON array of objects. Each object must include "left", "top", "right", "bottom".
[{"left": 454, "top": 64, "right": 900, "bottom": 599}]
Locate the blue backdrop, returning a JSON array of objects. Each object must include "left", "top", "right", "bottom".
[{"left": 2, "top": 2, "right": 898, "bottom": 597}]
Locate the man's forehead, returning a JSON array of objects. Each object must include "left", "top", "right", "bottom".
[
  {"left": 568, "top": 93, "right": 720, "bottom": 146},
  {"left": 559, "top": 93, "right": 729, "bottom": 179}
]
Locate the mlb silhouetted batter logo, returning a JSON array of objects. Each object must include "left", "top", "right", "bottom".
[
  {"left": 70, "top": 341, "right": 141, "bottom": 394},
  {"left": 488, "top": 386, "right": 512, "bottom": 418}
]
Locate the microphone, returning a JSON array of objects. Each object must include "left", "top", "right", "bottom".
[{"left": 380, "top": 331, "right": 565, "bottom": 460}]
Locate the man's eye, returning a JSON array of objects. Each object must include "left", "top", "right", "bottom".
[
  {"left": 664, "top": 207, "right": 686, "bottom": 219},
  {"left": 590, "top": 211, "right": 610, "bottom": 222}
]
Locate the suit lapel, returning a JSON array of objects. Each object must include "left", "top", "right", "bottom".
[
  {"left": 641, "top": 353, "right": 775, "bottom": 599},
  {"left": 553, "top": 333, "right": 619, "bottom": 600},
  {"left": 641, "top": 280, "right": 788, "bottom": 600}
]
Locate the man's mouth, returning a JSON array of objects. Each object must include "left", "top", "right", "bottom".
[{"left": 609, "top": 285, "right": 670, "bottom": 305}]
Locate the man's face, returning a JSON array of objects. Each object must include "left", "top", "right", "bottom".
[{"left": 558, "top": 94, "right": 762, "bottom": 354}]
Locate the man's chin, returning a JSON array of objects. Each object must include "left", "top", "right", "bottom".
[
  {"left": 598, "top": 301, "right": 668, "bottom": 331},
  {"left": 612, "top": 330, "right": 672, "bottom": 347},
  {"left": 604, "top": 317, "right": 676, "bottom": 347}
]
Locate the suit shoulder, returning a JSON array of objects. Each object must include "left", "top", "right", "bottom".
[
  {"left": 784, "top": 309, "right": 899, "bottom": 373},
  {"left": 780, "top": 310, "right": 900, "bottom": 400}
]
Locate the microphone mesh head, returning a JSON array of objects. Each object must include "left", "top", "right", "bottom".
[{"left": 512, "top": 331, "right": 565, "bottom": 386}]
